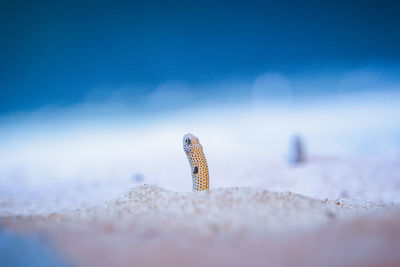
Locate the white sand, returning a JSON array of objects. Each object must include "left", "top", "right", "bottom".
[{"left": 2, "top": 184, "right": 399, "bottom": 266}]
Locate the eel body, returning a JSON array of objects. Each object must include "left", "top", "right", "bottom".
[{"left": 183, "top": 133, "right": 209, "bottom": 191}]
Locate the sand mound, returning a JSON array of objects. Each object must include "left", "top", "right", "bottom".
[
  {"left": 5, "top": 184, "right": 388, "bottom": 234},
  {"left": 98, "top": 184, "right": 388, "bottom": 235},
  {"left": 2, "top": 185, "right": 399, "bottom": 266}
]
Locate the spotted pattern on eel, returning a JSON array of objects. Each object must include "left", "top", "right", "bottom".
[{"left": 183, "top": 133, "right": 209, "bottom": 191}]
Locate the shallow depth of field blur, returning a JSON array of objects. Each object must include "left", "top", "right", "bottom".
[{"left": 2, "top": 2, "right": 400, "bottom": 266}]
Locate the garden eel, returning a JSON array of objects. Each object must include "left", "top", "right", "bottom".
[{"left": 183, "top": 133, "right": 209, "bottom": 191}]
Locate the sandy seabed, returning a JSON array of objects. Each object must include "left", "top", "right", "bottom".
[
  {"left": 1, "top": 91, "right": 400, "bottom": 266},
  {"left": 1, "top": 183, "right": 400, "bottom": 267}
]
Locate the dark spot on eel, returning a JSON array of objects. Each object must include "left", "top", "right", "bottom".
[{"left": 193, "top": 166, "right": 199, "bottom": 174}]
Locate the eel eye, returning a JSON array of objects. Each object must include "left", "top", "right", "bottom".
[{"left": 186, "top": 138, "right": 191, "bottom": 145}]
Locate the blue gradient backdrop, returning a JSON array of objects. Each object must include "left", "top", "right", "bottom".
[{"left": 1, "top": 0, "right": 400, "bottom": 113}]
